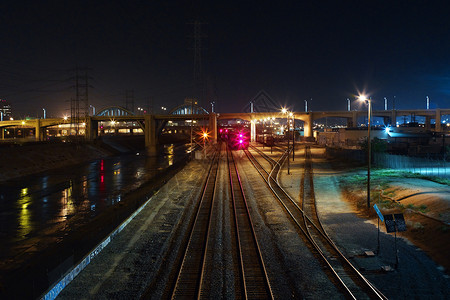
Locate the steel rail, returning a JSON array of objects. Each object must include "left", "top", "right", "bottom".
[{"left": 170, "top": 151, "right": 220, "bottom": 299}]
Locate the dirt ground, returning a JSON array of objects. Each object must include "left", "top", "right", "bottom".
[{"left": 337, "top": 168, "right": 450, "bottom": 273}]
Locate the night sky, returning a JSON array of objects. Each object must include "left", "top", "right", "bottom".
[{"left": 1, "top": 1, "right": 450, "bottom": 118}]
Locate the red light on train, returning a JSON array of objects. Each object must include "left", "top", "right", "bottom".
[{"left": 220, "top": 129, "right": 223, "bottom": 133}]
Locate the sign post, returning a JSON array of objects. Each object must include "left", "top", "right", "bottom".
[{"left": 373, "top": 204, "right": 384, "bottom": 255}]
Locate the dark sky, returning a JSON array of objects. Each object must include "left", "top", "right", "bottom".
[{"left": 1, "top": 0, "right": 450, "bottom": 117}]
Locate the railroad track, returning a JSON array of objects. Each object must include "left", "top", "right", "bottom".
[
  {"left": 169, "top": 148, "right": 221, "bottom": 299},
  {"left": 226, "top": 145, "right": 274, "bottom": 299},
  {"left": 246, "top": 144, "right": 387, "bottom": 300},
  {"left": 145, "top": 143, "right": 273, "bottom": 299}
]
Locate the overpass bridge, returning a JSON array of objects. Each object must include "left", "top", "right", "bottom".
[
  {"left": 220, "top": 108, "right": 450, "bottom": 139},
  {"left": 1, "top": 107, "right": 449, "bottom": 154}
]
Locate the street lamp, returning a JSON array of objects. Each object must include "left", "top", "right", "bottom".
[
  {"left": 282, "top": 107, "right": 290, "bottom": 174},
  {"left": 42, "top": 108, "right": 46, "bottom": 119},
  {"left": 270, "top": 117, "right": 274, "bottom": 154},
  {"left": 90, "top": 105, "right": 96, "bottom": 116},
  {"left": 289, "top": 112, "right": 294, "bottom": 161},
  {"left": 358, "top": 94, "right": 372, "bottom": 209},
  {"left": 202, "top": 131, "right": 208, "bottom": 158}
]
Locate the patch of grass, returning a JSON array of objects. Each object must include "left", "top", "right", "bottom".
[
  {"left": 418, "top": 204, "right": 428, "bottom": 213},
  {"left": 371, "top": 168, "right": 450, "bottom": 186}
]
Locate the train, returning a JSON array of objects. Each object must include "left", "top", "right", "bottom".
[{"left": 219, "top": 125, "right": 250, "bottom": 150}]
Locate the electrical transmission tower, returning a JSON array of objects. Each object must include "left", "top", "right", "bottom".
[
  {"left": 70, "top": 67, "right": 91, "bottom": 138},
  {"left": 189, "top": 21, "right": 207, "bottom": 108},
  {"left": 125, "top": 90, "right": 135, "bottom": 113}
]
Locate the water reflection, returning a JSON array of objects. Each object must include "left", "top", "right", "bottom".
[
  {"left": 18, "top": 193, "right": 32, "bottom": 238},
  {"left": 1, "top": 143, "right": 190, "bottom": 249},
  {"left": 166, "top": 144, "right": 174, "bottom": 166},
  {"left": 60, "top": 180, "right": 74, "bottom": 221}
]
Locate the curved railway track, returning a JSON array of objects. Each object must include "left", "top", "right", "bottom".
[{"left": 246, "top": 144, "right": 387, "bottom": 300}]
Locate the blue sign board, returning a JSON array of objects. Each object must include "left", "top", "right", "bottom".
[{"left": 373, "top": 204, "right": 384, "bottom": 222}]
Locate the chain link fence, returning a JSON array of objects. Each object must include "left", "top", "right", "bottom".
[{"left": 374, "top": 152, "right": 450, "bottom": 178}]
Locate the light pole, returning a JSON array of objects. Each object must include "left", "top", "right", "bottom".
[
  {"left": 290, "top": 112, "right": 294, "bottom": 161},
  {"left": 347, "top": 98, "right": 350, "bottom": 111},
  {"left": 282, "top": 108, "right": 290, "bottom": 174},
  {"left": 90, "top": 105, "right": 96, "bottom": 116},
  {"left": 270, "top": 117, "right": 274, "bottom": 154},
  {"left": 359, "top": 95, "right": 372, "bottom": 209},
  {"left": 42, "top": 108, "right": 46, "bottom": 119},
  {"left": 202, "top": 131, "right": 208, "bottom": 158}
]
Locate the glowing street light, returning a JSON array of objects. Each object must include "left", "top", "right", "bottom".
[{"left": 358, "top": 94, "right": 372, "bottom": 209}]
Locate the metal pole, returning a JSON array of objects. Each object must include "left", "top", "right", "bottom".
[
  {"left": 287, "top": 115, "right": 290, "bottom": 175},
  {"left": 377, "top": 217, "right": 380, "bottom": 255},
  {"left": 271, "top": 119, "right": 273, "bottom": 154},
  {"left": 395, "top": 230, "right": 398, "bottom": 269},
  {"left": 368, "top": 99, "right": 372, "bottom": 209},
  {"left": 292, "top": 115, "right": 295, "bottom": 161}
]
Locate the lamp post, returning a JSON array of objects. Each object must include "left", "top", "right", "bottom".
[
  {"left": 42, "top": 108, "right": 46, "bottom": 119},
  {"left": 290, "top": 112, "right": 294, "bottom": 161},
  {"left": 282, "top": 108, "right": 290, "bottom": 174},
  {"left": 270, "top": 117, "right": 274, "bottom": 154},
  {"left": 202, "top": 131, "right": 208, "bottom": 158},
  {"left": 90, "top": 105, "right": 96, "bottom": 116},
  {"left": 359, "top": 95, "right": 372, "bottom": 209}
]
